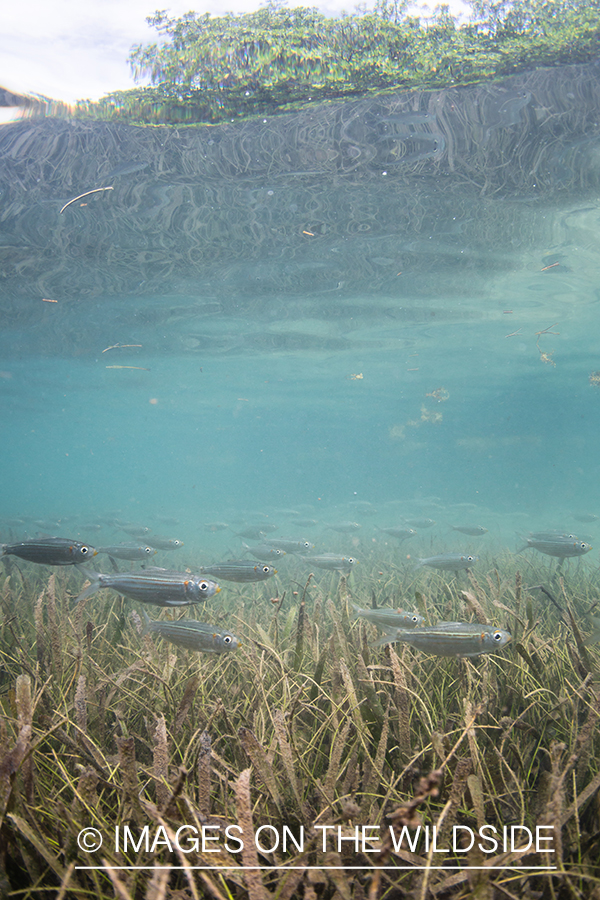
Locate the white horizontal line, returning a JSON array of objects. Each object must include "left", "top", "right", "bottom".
[{"left": 75, "top": 865, "right": 558, "bottom": 871}]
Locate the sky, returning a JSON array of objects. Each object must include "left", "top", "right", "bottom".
[{"left": 1, "top": 0, "right": 470, "bottom": 108}]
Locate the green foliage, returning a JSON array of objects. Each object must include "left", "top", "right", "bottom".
[{"left": 69, "top": 0, "right": 600, "bottom": 124}]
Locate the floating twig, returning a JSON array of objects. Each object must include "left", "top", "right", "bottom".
[
  {"left": 102, "top": 343, "right": 143, "bottom": 353},
  {"left": 59, "top": 186, "right": 113, "bottom": 214}
]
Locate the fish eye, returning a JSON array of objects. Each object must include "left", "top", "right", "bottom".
[
  {"left": 348, "top": 557, "right": 355, "bottom": 564},
  {"left": 411, "top": 615, "right": 419, "bottom": 623},
  {"left": 80, "top": 546, "right": 89, "bottom": 554},
  {"left": 581, "top": 542, "right": 589, "bottom": 549},
  {"left": 223, "top": 635, "right": 233, "bottom": 643},
  {"left": 262, "top": 566, "right": 270, "bottom": 574},
  {"left": 144, "top": 547, "right": 153, "bottom": 553},
  {"left": 303, "top": 542, "right": 310, "bottom": 549},
  {"left": 173, "top": 540, "right": 181, "bottom": 546},
  {"left": 493, "top": 631, "right": 503, "bottom": 642},
  {"left": 200, "top": 581, "right": 210, "bottom": 591},
  {"left": 467, "top": 556, "right": 475, "bottom": 561}
]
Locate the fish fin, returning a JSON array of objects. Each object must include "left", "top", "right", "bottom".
[
  {"left": 140, "top": 609, "right": 151, "bottom": 635},
  {"left": 108, "top": 555, "right": 119, "bottom": 573},
  {"left": 371, "top": 630, "right": 400, "bottom": 647},
  {"left": 72, "top": 567, "right": 100, "bottom": 604},
  {"left": 514, "top": 532, "right": 530, "bottom": 554}
]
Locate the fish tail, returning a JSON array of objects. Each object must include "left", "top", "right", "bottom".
[
  {"left": 514, "top": 532, "right": 529, "bottom": 554},
  {"left": 73, "top": 567, "right": 101, "bottom": 603}
]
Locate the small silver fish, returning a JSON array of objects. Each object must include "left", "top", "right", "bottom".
[
  {"left": 326, "top": 522, "right": 361, "bottom": 533},
  {"left": 75, "top": 568, "right": 220, "bottom": 606},
  {"left": 517, "top": 538, "right": 591, "bottom": 559},
  {"left": 376, "top": 525, "right": 417, "bottom": 541},
  {"left": 234, "top": 525, "right": 278, "bottom": 539},
  {"left": 353, "top": 604, "right": 424, "bottom": 629},
  {"left": 373, "top": 622, "right": 512, "bottom": 657},
  {"left": 241, "top": 542, "right": 286, "bottom": 561},
  {"left": 404, "top": 518, "right": 436, "bottom": 528},
  {"left": 199, "top": 560, "right": 276, "bottom": 583},
  {"left": 121, "top": 525, "right": 152, "bottom": 537},
  {"left": 204, "top": 522, "right": 229, "bottom": 532},
  {"left": 268, "top": 539, "right": 314, "bottom": 553},
  {"left": 305, "top": 554, "right": 358, "bottom": 572},
  {"left": 450, "top": 525, "right": 488, "bottom": 536},
  {"left": 349, "top": 502, "right": 378, "bottom": 517},
  {"left": 97, "top": 542, "right": 158, "bottom": 560},
  {"left": 572, "top": 513, "right": 599, "bottom": 523},
  {"left": 416, "top": 554, "right": 477, "bottom": 571},
  {"left": 145, "top": 536, "right": 184, "bottom": 550},
  {"left": 107, "top": 159, "right": 151, "bottom": 178},
  {"left": 142, "top": 611, "right": 239, "bottom": 653},
  {"left": 0, "top": 537, "right": 97, "bottom": 566}
]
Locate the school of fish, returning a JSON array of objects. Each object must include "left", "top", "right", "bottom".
[{"left": 1, "top": 511, "right": 598, "bottom": 657}]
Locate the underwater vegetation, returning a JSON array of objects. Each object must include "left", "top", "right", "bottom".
[{"left": 0, "top": 548, "right": 599, "bottom": 899}]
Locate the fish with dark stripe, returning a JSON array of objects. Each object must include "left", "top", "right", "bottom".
[
  {"left": 0, "top": 537, "right": 97, "bottom": 566},
  {"left": 75, "top": 568, "right": 220, "bottom": 606}
]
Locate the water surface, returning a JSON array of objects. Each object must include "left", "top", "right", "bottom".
[{"left": 2, "top": 63, "right": 600, "bottom": 541}]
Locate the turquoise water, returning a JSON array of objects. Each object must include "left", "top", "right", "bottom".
[{"left": 2, "top": 68, "right": 600, "bottom": 552}]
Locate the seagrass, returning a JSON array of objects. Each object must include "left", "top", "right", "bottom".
[{"left": 0, "top": 548, "right": 598, "bottom": 898}]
